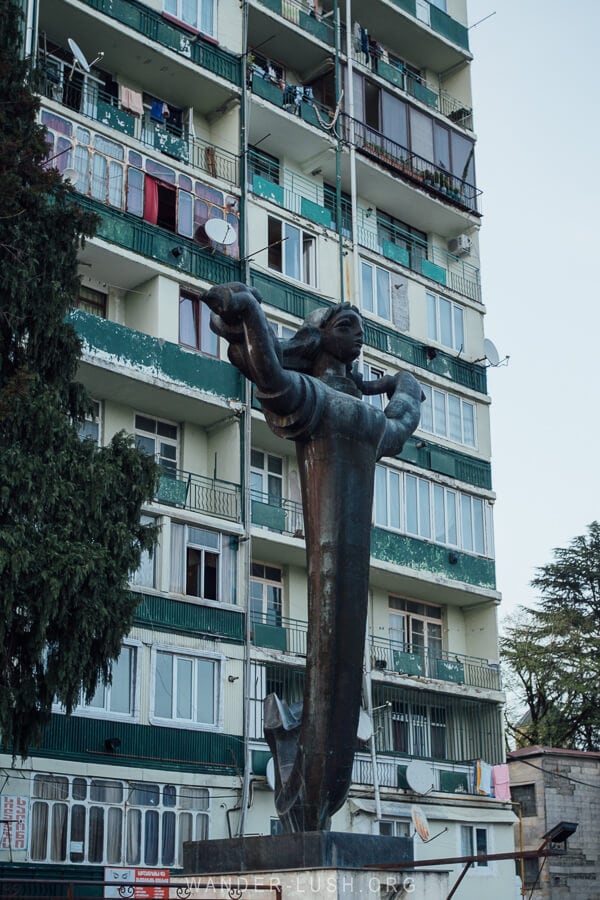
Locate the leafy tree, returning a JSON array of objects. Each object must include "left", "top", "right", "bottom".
[
  {"left": 501, "top": 522, "right": 600, "bottom": 751},
  {"left": 0, "top": 0, "right": 158, "bottom": 757}
]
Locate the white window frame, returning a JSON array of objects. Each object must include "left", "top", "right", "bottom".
[
  {"left": 362, "top": 362, "right": 385, "bottom": 410},
  {"left": 426, "top": 291, "right": 464, "bottom": 352},
  {"left": 420, "top": 384, "right": 476, "bottom": 448},
  {"left": 135, "top": 414, "right": 179, "bottom": 473},
  {"left": 163, "top": 0, "right": 216, "bottom": 36},
  {"left": 378, "top": 819, "right": 411, "bottom": 838},
  {"left": 267, "top": 216, "right": 317, "bottom": 287},
  {"left": 361, "top": 259, "right": 391, "bottom": 321},
  {"left": 150, "top": 644, "right": 224, "bottom": 732},
  {"left": 459, "top": 824, "right": 490, "bottom": 871},
  {"left": 374, "top": 464, "right": 494, "bottom": 558},
  {"left": 131, "top": 514, "right": 157, "bottom": 590},
  {"left": 78, "top": 399, "right": 102, "bottom": 444},
  {"left": 250, "top": 562, "right": 283, "bottom": 626},
  {"left": 53, "top": 640, "right": 141, "bottom": 723},
  {"left": 28, "top": 774, "right": 209, "bottom": 867}
]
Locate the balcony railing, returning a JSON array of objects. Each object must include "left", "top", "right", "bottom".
[
  {"left": 389, "top": 0, "right": 469, "bottom": 52},
  {"left": 40, "top": 77, "right": 239, "bottom": 186},
  {"left": 352, "top": 752, "right": 475, "bottom": 794},
  {"left": 249, "top": 71, "right": 338, "bottom": 137},
  {"left": 250, "top": 489, "right": 305, "bottom": 536},
  {"left": 156, "top": 468, "right": 241, "bottom": 521},
  {"left": 80, "top": 0, "right": 242, "bottom": 85},
  {"left": 369, "top": 636, "right": 501, "bottom": 690},
  {"left": 344, "top": 116, "right": 481, "bottom": 215},
  {"left": 255, "top": 0, "right": 335, "bottom": 46},
  {"left": 249, "top": 613, "right": 500, "bottom": 691}
]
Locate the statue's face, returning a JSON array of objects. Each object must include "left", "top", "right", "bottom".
[{"left": 321, "top": 309, "right": 364, "bottom": 363}]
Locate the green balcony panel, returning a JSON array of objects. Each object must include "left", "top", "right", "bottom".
[
  {"left": 253, "top": 622, "right": 287, "bottom": 651},
  {"left": 252, "top": 499, "right": 286, "bottom": 531},
  {"left": 0, "top": 864, "right": 104, "bottom": 895},
  {"left": 439, "top": 770, "right": 470, "bottom": 793},
  {"left": 391, "top": 0, "right": 417, "bottom": 14},
  {"left": 420, "top": 258, "right": 447, "bottom": 286},
  {"left": 299, "top": 11, "right": 333, "bottom": 45},
  {"left": 300, "top": 196, "right": 331, "bottom": 227},
  {"left": 412, "top": 81, "right": 439, "bottom": 110},
  {"left": 253, "top": 173, "right": 284, "bottom": 206},
  {"left": 428, "top": 447, "right": 457, "bottom": 478},
  {"left": 257, "top": 0, "right": 282, "bottom": 12},
  {"left": 156, "top": 472, "right": 190, "bottom": 506},
  {"left": 300, "top": 101, "right": 324, "bottom": 130},
  {"left": 378, "top": 59, "right": 405, "bottom": 90},
  {"left": 436, "top": 658, "right": 465, "bottom": 683},
  {"left": 371, "top": 528, "right": 496, "bottom": 590},
  {"left": 397, "top": 765, "right": 409, "bottom": 789},
  {"left": 68, "top": 310, "right": 244, "bottom": 403},
  {"left": 252, "top": 750, "right": 272, "bottom": 776},
  {"left": 430, "top": 6, "right": 470, "bottom": 52},
  {"left": 252, "top": 75, "right": 284, "bottom": 106},
  {"left": 97, "top": 99, "right": 135, "bottom": 136},
  {"left": 393, "top": 650, "right": 425, "bottom": 676},
  {"left": 134, "top": 593, "right": 244, "bottom": 642},
  {"left": 154, "top": 129, "right": 189, "bottom": 163},
  {"left": 382, "top": 239, "right": 410, "bottom": 267},
  {"left": 34, "top": 715, "right": 243, "bottom": 774},
  {"left": 74, "top": 195, "right": 242, "bottom": 286}
]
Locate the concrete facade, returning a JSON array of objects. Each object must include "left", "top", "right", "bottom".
[{"left": 508, "top": 746, "right": 600, "bottom": 898}]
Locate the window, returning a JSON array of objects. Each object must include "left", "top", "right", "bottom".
[
  {"left": 248, "top": 147, "right": 280, "bottom": 185},
  {"left": 379, "top": 819, "right": 411, "bottom": 838},
  {"left": 135, "top": 414, "right": 178, "bottom": 474},
  {"left": 163, "top": 0, "right": 215, "bottom": 35},
  {"left": 421, "top": 385, "right": 476, "bottom": 447},
  {"left": 131, "top": 515, "right": 156, "bottom": 589},
  {"left": 250, "top": 450, "right": 283, "bottom": 505},
  {"left": 87, "top": 645, "right": 137, "bottom": 717},
  {"left": 389, "top": 700, "right": 446, "bottom": 758},
  {"left": 179, "top": 290, "right": 218, "bottom": 356},
  {"left": 374, "top": 464, "right": 494, "bottom": 557},
  {"left": 152, "top": 648, "right": 220, "bottom": 728},
  {"left": 78, "top": 400, "right": 101, "bottom": 444},
  {"left": 76, "top": 285, "right": 107, "bottom": 317},
  {"left": 460, "top": 825, "right": 488, "bottom": 867},
  {"left": 426, "top": 291, "right": 464, "bottom": 352},
  {"left": 29, "top": 775, "right": 208, "bottom": 866},
  {"left": 361, "top": 260, "right": 391, "bottom": 321},
  {"left": 362, "top": 362, "right": 385, "bottom": 410},
  {"left": 323, "top": 183, "right": 352, "bottom": 237},
  {"left": 377, "top": 212, "right": 427, "bottom": 271},
  {"left": 267, "top": 217, "right": 316, "bottom": 286},
  {"left": 170, "top": 523, "right": 237, "bottom": 604},
  {"left": 511, "top": 784, "right": 536, "bottom": 818},
  {"left": 389, "top": 597, "right": 442, "bottom": 659},
  {"left": 250, "top": 563, "right": 282, "bottom": 626}
]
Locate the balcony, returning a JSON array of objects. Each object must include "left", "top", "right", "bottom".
[
  {"left": 73, "top": 195, "right": 242, "bottom": 286},
  {"left": 249, "top": 611, "right": 500, "bottom": 691},
  {"left": 345, "top": 116, "right": 480, "bottom": 216},
  {"left": 134, "top": 592, "right": 244, "bottom": 642},
  {"left": 369, "top": 636, "right": 501, "bottom": 690},
  {"left": 251, "top": 489, "right": 304, "bottom": 536},
  {"left": 68, "top": 309, "right": 245, "bottom": 420},
  {"left": 156, "top": 468, "right": 241, "bottom": 521},
  {"left": 352, "top": 753, "right": 476, "bottom": 795},
  {"left": 39, "top": 73, "right": 239, "bottom": 186},
  {"left": 249, "top": 270, "right": 488, "bottom": 394}
]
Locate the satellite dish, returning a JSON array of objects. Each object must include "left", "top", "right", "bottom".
[
  {"left": 411, "top": 805, "right": 431, "bottom": 842},
  {"left": 357, "top": 709, "right": 373, "bottom": 742},
  {"left": 63, "top": 167, "right": 79, "bottom": 184},
  {"left": 483, "top": 338, "right": 500, "bottom": 367},
  {"left": 266, "top": 757, "right": 275, "bottom": 791},
  {"left": 406, "top": 759, "right": 434, "bottom": 795},
  {"left": 204, "top": 217, "right": 236, "bottom": 246},
  {"left": 68, "top": 38, "right": 91, "bottom": 73}
]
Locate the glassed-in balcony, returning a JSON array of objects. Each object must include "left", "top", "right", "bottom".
[{"left": 156, "top": 467, "right": 241, "bottom": 521}]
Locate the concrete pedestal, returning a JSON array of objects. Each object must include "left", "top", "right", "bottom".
[{"left": 180, "top": 833, "right": 449, "bottom": 899}]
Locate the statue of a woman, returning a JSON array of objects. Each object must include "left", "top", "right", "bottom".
[{"left": 204, "top": 282, "right": 423, "bottom": 832}]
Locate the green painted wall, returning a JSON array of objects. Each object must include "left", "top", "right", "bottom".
[
  {"left": 134, "top": 593, "right": 244, "bottom": 642},
  {"left": 69, "top": 310, "right": 244, "bottom": 402},
  {"left": 371, "top": 528, "right": 496, "bottom": 589}
]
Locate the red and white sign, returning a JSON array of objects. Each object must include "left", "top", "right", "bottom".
[
  {"left": 105, "top": 868, "right": 170, "bottom": 900},
  {"left": 0, "top": 796, "right": 28, "bottom": 851}
]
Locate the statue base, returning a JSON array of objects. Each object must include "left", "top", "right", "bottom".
[{"left": 180, "top": 834, "right": 448, "bottom": 898}]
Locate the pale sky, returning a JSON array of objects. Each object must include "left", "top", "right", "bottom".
[{"left": 466, "top": 0, "right": 600, "bottom": 625}]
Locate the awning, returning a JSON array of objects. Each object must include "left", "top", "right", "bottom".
[{"left": 349, "top": 798, "right": 517, "bottom": 825}]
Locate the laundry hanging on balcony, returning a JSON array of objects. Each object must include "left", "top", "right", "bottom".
[{"left": 119, "top": 86, "right": 144, "bottom": 116}]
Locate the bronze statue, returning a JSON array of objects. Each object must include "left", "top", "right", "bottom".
[{"left": 204, "top": 283, "right": 423, "bottom": 833}]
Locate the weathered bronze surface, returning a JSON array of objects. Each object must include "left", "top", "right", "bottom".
[{"left": 204, "top": 283, "right": 423, "bottom": 832}]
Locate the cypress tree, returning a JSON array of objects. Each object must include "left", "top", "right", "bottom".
[{"left": 0, "top": 0, "right": 158, "bottom": 757}]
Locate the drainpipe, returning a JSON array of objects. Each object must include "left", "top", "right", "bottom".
[
  {"left": 364, "top": 611, "right": 382, "bottom": 822},
  {"left": 345, "top": 0, "right": 360, "bottom": 306},
  {"left": 333, "top": 0, "right": 344, "bottom": 301},
  {"left": 238, "top": 0, "right": 254, "bottom": 837}
]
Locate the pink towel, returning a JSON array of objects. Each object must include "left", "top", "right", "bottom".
[
  {"left": 492, "top": 763, "right": 511, "bottom": 801},
  {"left": 119, "top": 86, "right": 144, "bottom": 116}
]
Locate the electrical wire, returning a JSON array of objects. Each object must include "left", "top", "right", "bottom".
[{"left": 516, "top": 757, "right": 600, "bottom": 791}]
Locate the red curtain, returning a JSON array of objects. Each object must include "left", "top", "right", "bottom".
[{"left": 143, "top": 175, "right": 159, "bottom": 224}]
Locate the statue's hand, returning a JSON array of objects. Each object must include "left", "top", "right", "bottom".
[
  {"left": 203, "top": 282, "right": 262, "bottom": 324},
  {"left": 384, "top": 371, "right": 425, "bottom": 429}
]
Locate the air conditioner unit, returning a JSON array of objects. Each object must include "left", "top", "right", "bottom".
[{"left": 448, "top": 233, "right": 472, "bottom": 256}]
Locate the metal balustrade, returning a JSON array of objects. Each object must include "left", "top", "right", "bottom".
[
  {"left": 352, "top": 752, "right": 475, "bottom": 793},
  {"left": 250, "top": 489, "right": 305, "bottom": 537},
  {"left": 369, "top": 635, "right": 501, "bottom": 690},
  {"left": 155, "top": 468, "right": 242, "bottom": 521}
]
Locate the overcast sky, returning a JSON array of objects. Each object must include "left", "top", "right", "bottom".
[{"left": 466, "top": 0, "right": 600, "bottom": 625}]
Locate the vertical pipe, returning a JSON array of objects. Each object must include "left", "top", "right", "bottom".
[
  {"left": 333, "top": 0, "right": 344, "bottom": 301},
  {"left": 345, "top": 0, "right": 360, "bottom": 309}
]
